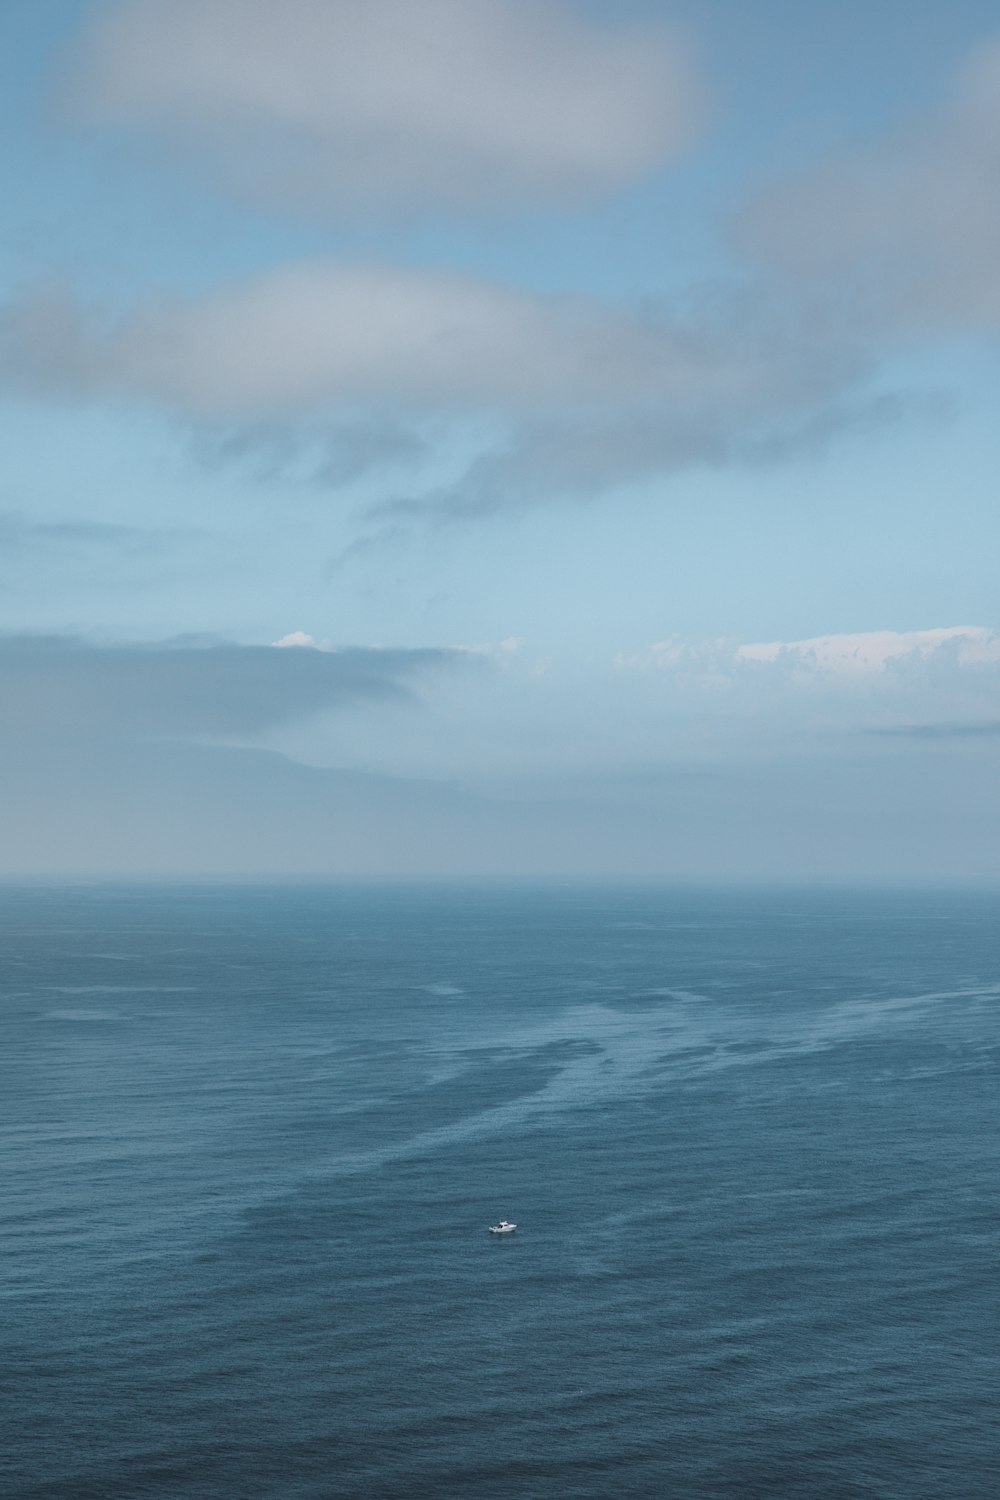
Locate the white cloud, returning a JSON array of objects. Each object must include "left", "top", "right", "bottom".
[
  {"left": 272, "top": 631, "right": 322, "bottom": 649},
  {"left": 626, "top": 626, "right": 1000, "bottom": 678},
  {"left": 456, "top": 635, "right": 527, "bottom": 667},
  {"left": 68, "top": 0, "right": 703, "bottom": 215},
  {"left": 735, "top": 626, "right": 1000, "bottom": 673}
]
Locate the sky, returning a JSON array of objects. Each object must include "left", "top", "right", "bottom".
[{"left": 2, "top": 0, "right": 1000, "bottom": 880}]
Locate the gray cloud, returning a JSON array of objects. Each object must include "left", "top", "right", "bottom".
[
  {"left": 357, "top": 388, "right": 933, "bottom": 536},
  {"left": 740, "top": 36, "right": 1000, "bottom": 335},
  {"left": 0, "top": 633, "right": 464, "bottom": 740},
  {"left": 192, "top": 416, "right": 432, "bottom": 489},
  {"left": 868, "top": 721, "right": 1000, "bottom": 739},
  {"left": 67, "top": 0, "right": 703, "bottom": 216},
  {"left": 1, "top": 263, "right": 890, "bottom": 523},
  {"left": 5, "top": 265, "right": 840, "bottom": 420},
  {"left": 0, "top": 284, "right": 107, "bottom": 400},
  {"left": 0, "top": 509, "right": 195, "bottom": 556}
]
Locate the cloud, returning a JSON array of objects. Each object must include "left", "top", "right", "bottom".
[
  {"left": 192, "top": 415, "right": 431, "bottom": 488},
  {"left": 615, "top": 626, "right": 1000, "bottom": 738},
  {"left": 0, "top": 631, "right": 995, "bottom": 879},
  {"left": 24, "top": 27, "right": 1000, "bottom": 528},
  {"left": 272, "top": 631, "right": 322, "bottom": 650},
  {"left": 868, "top": 720, "right": 1000, "bottom": 739},
  {"left": 0, "top": 632, "right": 464, "bottom": 740},
  {"left": 740, "top": 35, "right": 1000, "bottom": 335},
  {"left": 0, "top": 509, "right": 194, "bottom": 556},
  {"left": 625, "top": 625, "right": 1000, "bottom": 682},
  {"left": 356, "top": 387, "right": 934, "bottom": 535},
  {"left": 25, "top": 22, "right": 996, "bottom": 531},
  {"left": 1, "top": 262, "right": 887, "bottom": 521},
  {"left": 5, "top": 264, "right": 835, "bottom": 419},
  {"left": 66, "top": 0, "right": 703, "bottom": 216},
  {"left": 733, "top": 626, "right": 1000, "bottom": 674}
]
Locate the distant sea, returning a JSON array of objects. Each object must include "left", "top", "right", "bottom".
[{"left": 2, "top": 884, "right": 998, "bottom": 1499}]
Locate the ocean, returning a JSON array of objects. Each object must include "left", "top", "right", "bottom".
[{"left": 2, "top": 883, "right": 998, "bottom": 1498}]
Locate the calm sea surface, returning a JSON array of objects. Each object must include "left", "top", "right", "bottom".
[{"left": 1, "top": 884, "right": 998, "bottom": 1499}]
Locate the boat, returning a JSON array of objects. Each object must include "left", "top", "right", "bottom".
[{"left": 489, "top": 1220, "right": 517, "bottom": 1234}]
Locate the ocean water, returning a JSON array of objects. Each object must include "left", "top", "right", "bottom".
[{"left": 1, "top": 884, "right": 998, "bottom": 1499}]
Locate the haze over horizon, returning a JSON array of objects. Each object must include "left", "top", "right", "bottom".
[{"left": 3, "top": 0, "right": 1000, "bottom": 880}]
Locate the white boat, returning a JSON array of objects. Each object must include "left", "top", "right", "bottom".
[{"left": 489, "top": 1220, "right": 517, "bottom": 1234}]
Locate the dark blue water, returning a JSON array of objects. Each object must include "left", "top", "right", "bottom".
[{"left": 2, "top": 885, "right": 998, "bottom": 1499}]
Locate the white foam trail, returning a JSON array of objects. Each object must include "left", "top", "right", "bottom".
[{"left": 318, "top": 986, "right": 996, "bottom": 1179}]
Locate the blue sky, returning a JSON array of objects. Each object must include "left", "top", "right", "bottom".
[{"left": 2, "top": 0, "right": 999, "bottom": 878}]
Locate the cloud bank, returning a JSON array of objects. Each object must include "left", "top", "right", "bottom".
[
  {"left": 3, "top": 728, "right": 998, "bottom": 881},
  {"left": 0, "top": 628, "right": 997, "bottom": 879},
  {"left": 0, "top": 633, "right": 462, "bottom": 739},
  {"left": 68, "top": 0, "right": 703, "bottom": 215}
]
